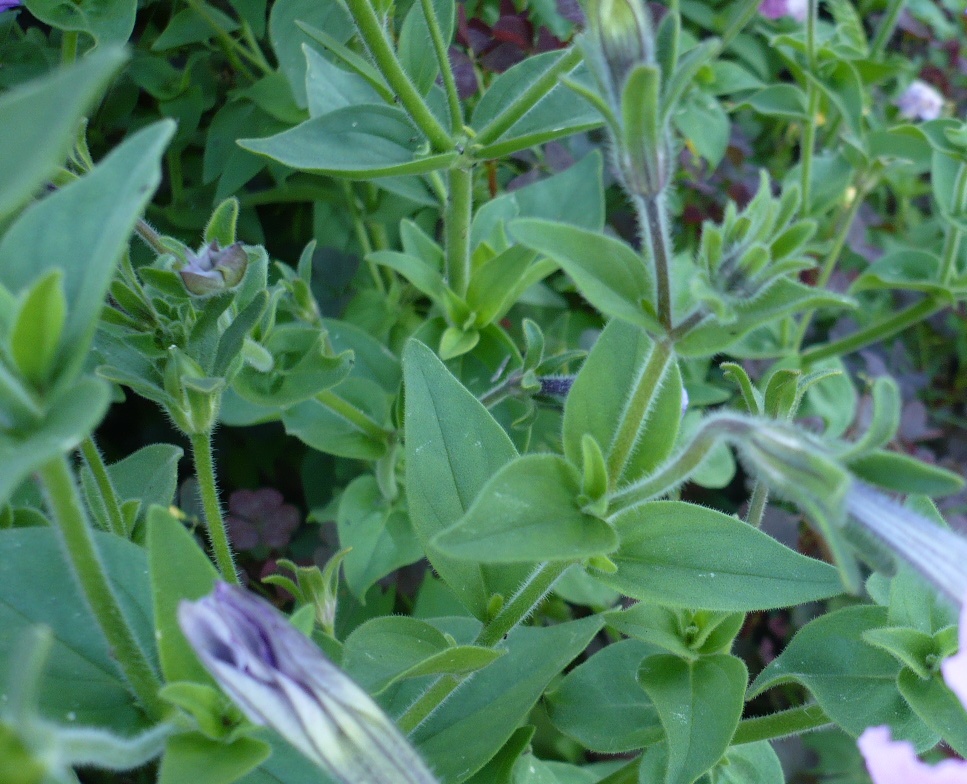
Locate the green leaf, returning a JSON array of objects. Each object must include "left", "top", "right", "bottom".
[
  {"left": 0, "top": 122, "right": 175, "bottom": 385},
  {"left": 433, "top": 454, "right": 618, "bottom": 563},
  {"left": 676, "top": 279, "right": 855, "bottom": 357},
  {"left": 336, "top": 476, "right": 423, "bottom": 599},
  {"left": 637, "top": 653, "right": 747, "bottom": 784},
  {"left": 0, "top": 47, "right": 126, "bottom": 220},
  {"left": 370, "top": 250, "right": 448, "bottom": 301},
  {"left": 848, "top": 450, "right": 965, "bottom": 496},
  {"left": 0, "top": 527, "right": 154, "bottom": 730},
  {"left": 562, "top": 320, "right": 681, "bottom": 489},
  {"left": 403, "top": 340, "right": 532, "bottom": 619},
  {"left": 837, "top": 376, "right": 900, "bottom": 459},
  {"left": 598, "top": 502, "right": 842, "bottom": 611},
  {"left": 240, "top": 105, "right": 458, "bottom": 177},
  {"left": 464, "top": 727, "right": 535, "bottom": 784},
  {"left": 304, "top": 45, "right": 383, "bottom": 118},
  {"left": 749, "top": 605, "right": 935, "bottom": 747},
  {"left": 546, "top": 638, "right": 661, "bottom": 753},
  {"left": 342, "top": 616, "right": 502, "bottom": 695},
  {"left": 158, "top": 733, "right": 270, "bottom": 784},
  {"left": 898, "top": 668, "right": 967, "bottom": 758},
  {"left": 147, "top": 506, "right": 218, "bottom": 684},
  {"left": 851, "top": 250, "right": 947, "bottom": 295},
  {"left": 398, "top": 0, "right": 455, "bottom": 95},
  {"left": 674, "top": 90, "right": 730, "bottom": 168},
  {"left": 466, "top": 246, "right": 547, "bottom": 327},
  {"left": 27, "top": 0, "right": 136, "bottom": 46},
  {"left": 471, "top": 55, "right": 600, "bottom": 158},
  {"left": 0, "top": 376, "right": 111, "bottom": 505},
  {"left": 152, "top": 5, "right": 240, "bottom": 50},
  {"left": 81, "top": 444, "right": 183, "bottom": 533},
  {"left": 268, "top": 0, "right": 354, "bottom": 108},
  {"left": 9, "top": 269, "right": 66, "bottom": 387},
  {"left": 511, "top": 219, "right": 660, "bottom": 331},
  {"left": 735, "top": 84, "right": 807, "bottom": 119},
  {"left": 707, "top": 742, "right": 784, "bottom": 784},
  {"left": 282, "top": 381, "right": 389, "bottom": 460},
  {"left": 412, "top": 616, "right": 603, "bottom": 783}
]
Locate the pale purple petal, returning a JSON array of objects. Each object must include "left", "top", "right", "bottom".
[
  {"left": 859, "top": 726, "right": 967, "bottom": 783},
  {"left": 896, "top": 80, "right": 944, "bottom": 121},
  {"left": 760, "top": 0, "right": 806, "bottom": 21},
  {"left": 0, "top": 0, "right": 22, "bottom": 12}
]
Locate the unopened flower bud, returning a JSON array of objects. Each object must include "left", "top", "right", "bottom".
[
  {"left": 586, "top": 0, "right": 655, "bottom": 105},
  {"left": 736, "top": 423, "right": 850, "bottom": 517},
  {"left": 179, "top": 583, "right": 439, "bottom": 784},
  {"left": 179, "top": 241, "right": 248, "bottom": 295}
]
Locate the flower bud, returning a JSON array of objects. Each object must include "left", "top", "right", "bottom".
[
  {"left": 588, "top": 0, "right": 655, "bottom": 104},
  {"left": 179, "top": 241, "right": 248, "bottom": 295},
  {"left": 735, "top": 423, "right": 850, "bottom": 517},
  {"left": 178, "top": 583, "right": 439, "bottom": 784}
]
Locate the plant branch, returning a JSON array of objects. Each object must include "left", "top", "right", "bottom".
[
  {"left": 79, "top": 436, "right": 127, "bottom": 538},
  {"left": 732, "top": 704, "right": 831, "bottom": 744}
]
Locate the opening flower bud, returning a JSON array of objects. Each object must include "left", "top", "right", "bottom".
[
  {"left": 178, "top": 583, "right": 439, "bottom": 784},
  {"left": 586, "top": 0, "right": 655, "bottom": 105},
  {"left": 178, "top": 241, "right": 248, "bottom": 295}
]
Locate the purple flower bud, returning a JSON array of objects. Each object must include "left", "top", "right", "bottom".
[
  {"left": 759, "top": 0, "right": 807, "bottom": 22},
  {"left": 179, "top": 583, "right": 438, "bottom": 784},
  {"left": 178, "top": 241, "right": 248, "bottom": 295},
  {"left": 0, "top": 0, "right": 22, "bottom": 12},
  {"left": 539, "top": 374, "right": 575, "bottom": 397},
  {"left": 896, "top": 80, "right": 945, "bottom": 122}
]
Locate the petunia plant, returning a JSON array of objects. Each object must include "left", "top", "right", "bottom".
[{"left": 3, "top": 0, "right": 967, "bottom": 782}]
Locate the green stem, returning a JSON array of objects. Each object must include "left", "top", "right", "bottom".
[
  {"left": 637, "top": 194, "right": 674, "bottom": 332},
  {"left": 37, "top": 455, "right": 164, "bottom": 718},
  {"left": 941, "top": 163, "right": 967, "bottom": 284},
  {"left": 342, "top": 0, "right": 453, "bottom": 151},
  {"left": 801, "top": 297, "right": 943, "bottom": 366},
  {"left": 419, "top": 0, "right": 462, "bottom": 131},
  {"left": 793, "top": 169, "right": 879, "bottom": 350},
  {"left": 398, "top": 561, "right": 569, "bottom": 732},
  {"left": 745, "top": 480, "right": 769, "bottom": 528},
  {"left": 61, "top": 31, "right": 79, "bottom": 64},
  {"left": 190, "top": 431, "right": 240, "bottom": 584},
  {"left": 445, "top": 167, "right": 474, "bottom": 297},
  {"left": 315, "top": 389, "right": 393, "bottom": 442},
  {"left": 870, "top": 0, "right": 905, "bottom": 57},
  {"left": 607, "top": 340, "right": 674, "bottom": 486},
  {"left": 608, "top": 415, "right": 749, "bottom": 516},
  {"left": 474, "top": 47, "right": 583, "bottom": 150},
  {"left": 238, "top": 20, "right": 273, "bottom": 74},
  {"left": 341, "top": 181, "right": 386, "bottom": 295},
  {"left": 799, "top": 0, "right": 819, "bottom": 215},
  {"left": 135, "top": 219, "right": 168, "bottom": 256},
  {"left": 184, "top": 0, "right": 257, "bottom": 79},
  {"left": 732, "top": 704, "right": 831, "bottom": 745},
  {"left": 79, "top": 436, "right": 127, "bottom": 538}
]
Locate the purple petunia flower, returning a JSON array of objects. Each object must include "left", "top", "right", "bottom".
[
  {"left": 896, "top": 80, "right": 945, "bottom": 122},
  {"left": 178, "top": 583, "right": 438, "bottom": 784},
  {"left": 178, "top": 241, "right": 247, "bottom": 295},
  {"left": 0, "top": 0, "right": 22, "bottom": 11},
  {"left": 759, "top": 0, "right": 808, "bottom": 22}
]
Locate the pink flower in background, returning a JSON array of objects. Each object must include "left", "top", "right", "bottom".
[
  {"left": 858, "top": 593, "right": 967, "bottom": 782},
  {"left": 759, "top": 0, "right": 808, "bottom": 22},
  {"left": 896, "top": 80, "right": 945, "bottom": 121}
]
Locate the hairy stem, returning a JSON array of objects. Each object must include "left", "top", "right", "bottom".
[
  {"left": 419, "top": 0, "right": 462, "bottom": 131},
  {"left": 342, "top": 0, "right": 453, "bottom": 151},
  {"left": 637, "top": 194, "right": 674, "bottom": 331},
  {"left": 397, "top": 561, "right": 569, "bottom": 732},
  {"left": 38, "top": 455, "right": 164, "bottom": 718},
  {"left": 79, "top": 436, "right": 127, "bottom": 538},
  {"left": 732, "top": 704, "right": 831, "bottom": 744},
  {"left": 445, "top": 167, "right": 474, "bottom": 297},
  {"left": 190, "top": 431, "right": 240, "bottom": 584}
]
